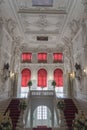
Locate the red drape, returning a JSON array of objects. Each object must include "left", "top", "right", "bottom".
[
  {"left": 22, "top": 53, "right": 32, "bottom": 61},
  {"left": 54, "top": 69, "right": 63, "bottom": 87},
  {"left": 21, "top": 69, "right": 31, "bottom": 87},
  {"left": 38, "top": 53, "right": 47, "bottom": 60},
  {"left": 38, "top": 69, "right": 47, "bottom": 87},
  {"left": 53, "top": 53, "right": 63, "bottom": 61}
]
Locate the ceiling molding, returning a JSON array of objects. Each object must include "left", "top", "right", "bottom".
[
  {"left": 18, "top": 9, "right": 67, "bottom": 14},
  {"left": 25, "top": 29, "right": 60, "bottom": 34},
  {"left": 59, "top": 0, "right": 77, "bottom": 41}
]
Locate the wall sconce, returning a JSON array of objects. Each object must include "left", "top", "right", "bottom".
[
  {"left": 70, "top": 71, "right": 75, "bottom": 79},
  {"left": 1, "top": 63, "right": 10, "bottom": 81},
  {"left": 10, "top": 72, "right": 15, "bottom": 79},
  {"left": 75, "top": 63, "right": 81, "bottom": 70},
  {"left": 82, "top": 68, "right": 87, "bottom": 77},
  {"left": 74, "top": 63, "right": 82, "bottom": 80}
]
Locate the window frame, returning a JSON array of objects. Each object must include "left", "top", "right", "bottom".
[
  {"left": 53, "top": 53, "right": 63, "bottom": 63},
  {"left": 21, "top": 53, "right": 32, "bottom": 63},
  {"left": 38, "top": 53, "right": 47, "bottom": 63}
]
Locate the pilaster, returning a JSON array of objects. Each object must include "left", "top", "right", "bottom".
[{"left": 0, "top": 17, "right": 3, "bottom": 66}]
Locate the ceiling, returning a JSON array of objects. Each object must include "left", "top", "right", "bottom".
[{"left": 10, "top": 0, "right": 74, "bottom": 46}]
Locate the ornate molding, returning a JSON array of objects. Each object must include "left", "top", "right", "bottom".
[
  {"left": 18, "top": 8, "right": 67, "bottom": 14},
  {"left": 82, "top": 0, "right": 87, "bottom": 13},
  {"left": 20, "top": 44, "right": 64, "bottom": 53},
  {"left": 35, "top": 15, "right": 49, "bottom": 28},
  {"left": 69, "top": 19, "right": 80, "bottom": 36},
  {"left": 13, "top": 36, "right": 22, "bottom": 44},
  {"left": 62, "top": 36, "right": 72, "bottom": 47},
  {"left": 5, "top": 18, "right": 17, "bottom": 39},
  {"left": 0, "top": 0, "right": 4, "bottom": 5},
  {"left": 0, "top": 17, "right": 3, "bottom": 25},
  {"left": 81, "top": 18, "right": 87, "bottom": 29}
]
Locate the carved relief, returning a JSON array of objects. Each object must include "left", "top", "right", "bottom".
[
  {"left": 0, "top": 17, "right": 3, "bottom": 47},
  {"left": 5, "top": 18, "right": 17, "bottom": 38},
  {"left": 69, "top": 19, "right": 80, "bottom": 36},
  {"left": 13, "top": 36, "right": 22, "bottom": 45},
  {"left": 0, "top": 0, "right": 4, "bottom": 4},
  {"left": 0, "top": 17, "right": 3, "bottom": 26},
  {"left": 82, "top": 0, "right": 87, "bottom": 13},
  {"left": 36, "top": 15, "right": 49, "bottom": 28}
]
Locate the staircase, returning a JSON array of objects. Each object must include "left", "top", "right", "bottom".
[
  {"left": 5, "top": 98, "right": 21, "bottom": 130},
  {"left": 63, "top": 98, "right": 78, "bottom": 130},
  {"left": 33, "top": 127, "right": 52, "bottom": 130},
  {"left": 0, "top": 99, "right": 10, "bottom": 114}
]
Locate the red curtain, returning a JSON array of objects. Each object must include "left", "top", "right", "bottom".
[
  {"left": 38, "top": 69, "right": 47, "bottom": 87},
  {"left": 38, "top": 53, "right": 47, "bottom": 60},
  {"left": 54, "top": 69, "right": 63, "bottom": 87},
  {"left": 21, "top": 69, "right": 31, "bottom": 87},
  {"left": 53, "top": 53, "right": 63, "bottom": 61},
  {"left": 22, "top": 53, "right": 32, "bottom": 61}
]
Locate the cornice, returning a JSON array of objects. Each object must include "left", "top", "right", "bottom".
[
  {"left": 20, "top": 45, "right": 63, "bottom": 53},
  {"left": 25, "top": 29, "right": 60, "bottom": 34},
  {"left": 18, "top": 9, "right": 67, "bottom": 14}
]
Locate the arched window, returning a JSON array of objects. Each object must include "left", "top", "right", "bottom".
[
  {"left": 54, "top": 69, "right": 63, "bottom": 87},
  {"left": 38, "top": 69, "right": 47, "bottom": 87},
  {"left": 21, "top": 69, "right": 31, "bottom": 87}
]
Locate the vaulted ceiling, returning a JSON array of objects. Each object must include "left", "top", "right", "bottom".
[
  {"left": 1, "top": 0, "right": 84, "bottom": 50},
  {"left": 10, "top": 0, "right": 74, "bottom": 48}
]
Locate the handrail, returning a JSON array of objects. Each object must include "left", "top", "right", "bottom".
[{"left": 30, "top": 90, "right": 55, "bottom": 97}]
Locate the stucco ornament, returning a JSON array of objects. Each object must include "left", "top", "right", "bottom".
[
  {"left": 82, "top": 0, "right": 87, "bottom": 13},
  {"left": 6, "top": 19, "right": 17, "bottom": 38},
  {"left": 0, "top": 0, "right": 4, "bottom": 4}
]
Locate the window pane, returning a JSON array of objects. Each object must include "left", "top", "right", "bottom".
[
  {"left": 38, "top": 53, "right": 47, "bottom": 60},
  {"left": 21, "top": 69, "right": 31, "bottom": 87},
  {"left": 38, "top": 69, "right": 47, "bottom": 87},
  {"left": 53, "top": 53, "right": 63, "bottom": 62},
  {"left": 37, "top": 106, "right": 47, "bottom": 120},
  {"left": 22, "top": 53, "right": 32, "bottom": 61},
  {"left": 54, "top": 69, "right": 63, "bottom": 87}
]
